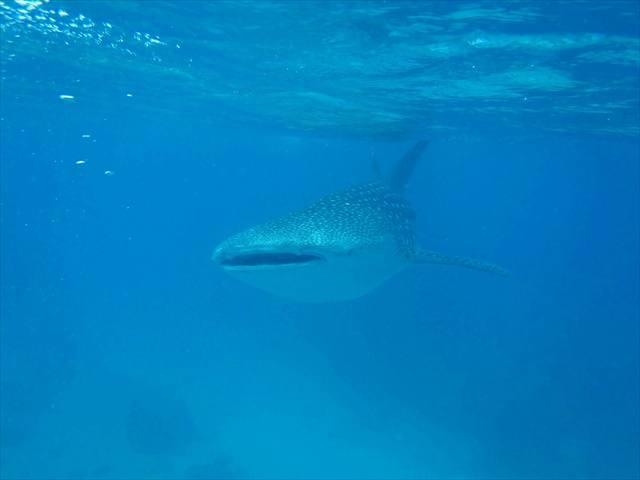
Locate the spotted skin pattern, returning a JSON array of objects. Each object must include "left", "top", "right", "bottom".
[{"left": 217, "top": 182, "right": 418, "bottom": 263}]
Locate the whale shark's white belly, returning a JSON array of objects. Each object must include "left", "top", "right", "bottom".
[{"left": 225, "top": 245, "right": 408, "bottom": 302}]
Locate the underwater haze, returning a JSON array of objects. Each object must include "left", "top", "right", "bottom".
[{"left": 1, "top": 1, "right": 639, "bottom": 479}]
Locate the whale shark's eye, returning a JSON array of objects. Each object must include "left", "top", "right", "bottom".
[{"left": 220, "top": 252, "right": 324, "bottom": 267}]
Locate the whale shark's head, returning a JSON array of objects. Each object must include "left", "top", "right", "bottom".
[{"left": 212, "top": 182, "right": 416, "bottom": 302}]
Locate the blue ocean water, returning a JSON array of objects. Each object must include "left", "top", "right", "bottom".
[{"left": 1, "top": 1, "right": 639, "bottom": 479}]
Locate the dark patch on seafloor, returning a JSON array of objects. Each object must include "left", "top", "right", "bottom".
[
  {"left": 183, "top": 455, "right": 239, "bottom": 479},
  {"left": 125, "top": 387, "right": 198, "bottom": 456}
]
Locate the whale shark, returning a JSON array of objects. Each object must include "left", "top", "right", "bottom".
[{"left": 212, "top": 141, "right": 506, "bottom": 302}]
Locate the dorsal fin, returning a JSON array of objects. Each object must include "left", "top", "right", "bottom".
[{"left": 388, "top": 140, "right": 429, "bottom": 190}]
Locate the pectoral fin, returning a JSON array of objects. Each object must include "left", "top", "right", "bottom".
[{"left": 414, "top": 249, "right": 509, "bottom": 276}]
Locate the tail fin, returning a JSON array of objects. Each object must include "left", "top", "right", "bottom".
[
  {"left": 388, "top": 140, "right": 429, "bottom": 190},
  {"left": 415, "top": 249, "right": 509, "bottom": 276}
]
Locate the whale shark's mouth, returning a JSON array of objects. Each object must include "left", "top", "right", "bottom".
[{"left": 219, "top": 252, "right": 324, "bottom": 268}]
